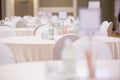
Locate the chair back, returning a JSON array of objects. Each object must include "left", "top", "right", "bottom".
[
  {"left": 34, "top": 24, "right": 49, "bottom": 38},
  {"left": 0, "top": 25, "right": 16, "bottom": 38},
  {"left": 0, "top": 43, "right": 15, "bottom": 65},
  {"left": 95, "top": 21, "right": 113, "bottom": 36},
  {"left": 52, "top": 34, "right": 80, "bottom": 60},
  {"left": 16, "top": 20, "right": 27, "bottom": 28},
  {"left": 73, "top": 37, "right": 112, "bottom": 60}
]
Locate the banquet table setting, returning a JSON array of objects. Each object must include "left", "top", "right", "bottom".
[
  {"left": 0, "top": 1, "right": 120, "bottom": 80},
  {"left": 0, "top": 10, "right": 120, "bottom": 80}
]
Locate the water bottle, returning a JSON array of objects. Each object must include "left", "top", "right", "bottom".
[
  {"left": 61, "top": 39, "right": 76, "bottom": 80},
  {"left": 48, "top": 23, "right": 54, "bottom": 40}
]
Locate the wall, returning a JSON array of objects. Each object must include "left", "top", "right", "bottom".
[
  {"left": 14, "top": 0, "right": 33, "bottom": 17},
  {"left": 4, "top": 0, "right": 116, "bottom": 30},
  {"left": 77, "top": 0, "right": 88, "bottom": 16},
  {"left": 39, "top": 0, "right": 73, "bottom": 7},
  {"left": 38, "top": 0, "right": 77, "bottom": 17},
  {"left": 101, "top": 0, "right": 115, "bottom": 30},
  {"left": 101, "top": 0, "right": 114, "bottom": 22},
  {"left": 77, "top": 0, "right": 88, "bottom": 7},
  {"left": 5, "top": 0, "right": 14, "bottom": 18},
  {"left": 0, "top": 0, "right": 1, "bottom": 19},
  {"left": 1, "top": 0, "right": 6, "bottom": 19}
]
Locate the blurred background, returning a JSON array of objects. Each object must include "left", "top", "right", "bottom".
[{"left": 0, "top": 0, "right": 119, "bottom": 31}]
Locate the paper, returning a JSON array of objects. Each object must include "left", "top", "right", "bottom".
[
  {"left": 88, "top": 1, "right": 100, "bottom": 9},
  {"left": 59, "top": 11, "right": 67, "bottom": 19},
  {"left": 79, "top": 8, "right": 101, "bottom": 32}
]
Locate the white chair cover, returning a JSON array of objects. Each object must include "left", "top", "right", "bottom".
[
  {"left": 73, "top": 37, "right": 112, "bottom": 60},
  {"left": 3, "top": 21, "right": 16, "bottom": 29},
  {"left": 0, "top": 43, "right": 15, "bottom": 65},
  {"left": 95, "top": 21, "right": 113, "bottom": 36},
  {"left": 23, "top": 16, "right": 32, "bottom": 21},
  {"left": 101, "top": 21, "right": 109, "bottom": 28},
  {"left": 0, "top": 26, "right": 16, "bottom": 38},
  {"left": 96, "top": 21, "right": 109, "bottom": 36},
  {"left": 11, "top": 16, "right": 22, "bottom": 23},
  {"left": 52, "top": 34, "right": 80, "bottom": 60},
  {"left": 16, "top": 20, "right": 27, "bottom": 28},
  {"left": 34, "top": 24, "right": 49, "bottom": 39},
  {"left": 4, "top": 17, "right": 10, "bottom": 21}
]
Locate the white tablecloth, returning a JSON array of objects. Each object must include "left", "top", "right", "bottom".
[
  {"left": 0, "top": 60, "right": 119, "bottom": 80},
  {"left": 93, "top": 36, "right": 120, "bottom": 59},
  {"left": 0, "top": 36, "right": 55, "bottom": 63},
  {"left": 15, "top": 28, "right": 35, "bottom": 36}
]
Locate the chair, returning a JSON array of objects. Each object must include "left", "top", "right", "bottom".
[
  {"left": 95, "top": 21, "right": 113, "bottom": 36},
  {"left": 3, "top": 20, "right": 16, "bottom": 29},
  {"left": 52, "top": 34, "right": 80, "bottom": 60},
  {"left": 16, "top": 20, "right": 27, "bottom": 28},
  {"left": 11, "top": 16, "right": 22, "bottom": 24},
  {"left": 0, "top": 25, "right": 16, "bottom": 38},
  {"left": 73, "top": 37, "right": 112, "bottom": 60},
  {"left": 95, "top": 21, "right": 109, "bottom": 36},
  {"left": 34, "top": 24, "right": 49, "bottom": 39},
  {"left": 4, "top": 17, "right": 10, "bottom": 21},
  {"left": 0, "top": 43, "right": 15, "bottom": 65},
  {"left": 23, "top": 16, "right": 32, "bottom": 21}
]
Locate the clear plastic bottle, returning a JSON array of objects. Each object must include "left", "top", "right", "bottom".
[
  {"left": 61, "top": 39, "right": 76, "bottom": 80},
  {"left": 48, "top": 23, "right": 54, "bottom": 40}
]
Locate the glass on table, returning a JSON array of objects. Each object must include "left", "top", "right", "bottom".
[
  {"left": 41, "top": 32, "right": 48, "bottom": 40},
  {"left": 45, "top": 61, "right": 64, "bottom": 80},
  {"left": 61, "top": 26, "right": 68, "bottom": 35}
]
